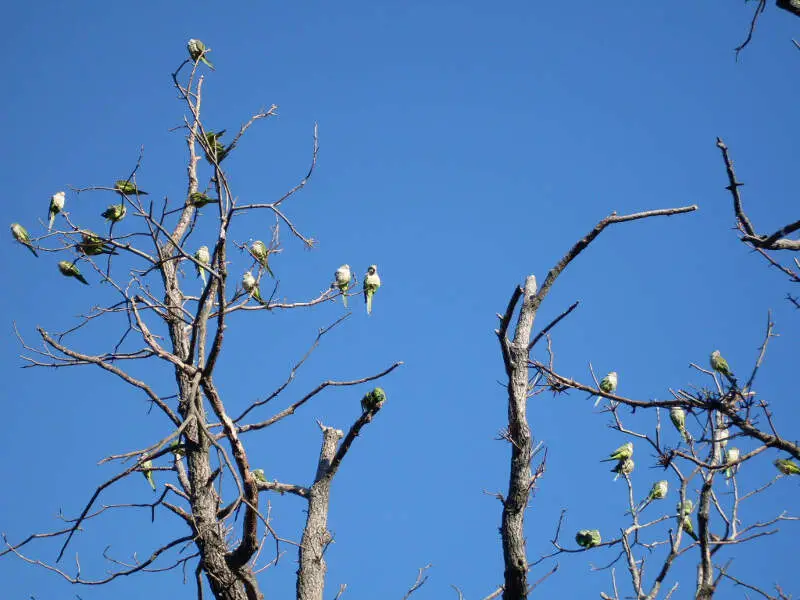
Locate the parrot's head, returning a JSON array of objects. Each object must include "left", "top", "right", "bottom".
[{"left": 367, "top": 265, "right": 377, "bottom": 275}]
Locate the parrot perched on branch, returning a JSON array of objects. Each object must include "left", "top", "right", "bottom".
[
  {"left": 361, "top": 387, "right": 387, "bottom": 413},
  {"left": 114, "top": 180, "right": 147, "bottom": 196},
  {"left": 48, "top": 191, "right": 65, "bottom": 231},
  {"left": 669, "top": 406, "right": 690, "bottom": 443},
  {"left": 594, "top": 371, "right": 617, "bottom": 406},
  {"left": 775, "top": 458, "right": 800, "bottom": 476},
  {"left": 601, "top": 442, "right": 633, "bottom": 462},
  {"left": 101, "top": 203, "right": 126, "bottom": 223},
  {"left": 710, "top": 350, "right": 736, "bottom": 385},
  {"left": 252, "top": 469, "right": 267, "bottom": 484},
  {"left": 725, "top": 447, "right": 740, "bottom": 480},
  {"left": 242, "top": 271, "right": 264, "bottom": 304},
  {"left": 677, "top": 499, "right": 697, "bottom": 540},
  {"left": 187, "top": 38, "right": 215, "bottom": 70},
  {"left": 204, "top": 130, "right": 229, "bottom": 163},
  {"left": 333, "top": 264, "right": 352, "bottom": 307},
  {"left": 575, "top": 529, "right": 601, "bottom": 549},
  {"left": 637, "top": 480, "right": 668, "bottom": 512},
  {"left": 188, "top": 192, "right": 219, "bottom": 208},
  {"left": 249, "top": 241, "right": 274, "bottom": 278},
  {"left": 58, "top": 261, "right": 89, "bottom": 285},
  {"left": 10, "top": 223, "right": 37, "bottom": 257},
  {"left": 194, "top": 245, "right": 210, "bottom": 285},
  {"left": 140, "top": 458, "right": 156, "bottom": 491},
  {"left": 79, "top": 231, "right": 117, "bottom": 255},
  {"left": 611, "top": 457, "right": 634, "bottom": 481},
  {"left": 363, "top": 265, "right": 381, "bottom": 315}
]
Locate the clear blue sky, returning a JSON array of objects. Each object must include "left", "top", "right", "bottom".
[{"left": 1, "top": 2, "right": 798, "bottom": 598}]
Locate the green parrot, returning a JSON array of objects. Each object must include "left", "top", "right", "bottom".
[
  {"left": 170, "top": 440, "right": 185, "bottom": 458},
  {"left": 249, "top": 240, "right": 274, "bottom": 277},
  {"left": 677, "top": 498, "right": 698, "bottom": 540},
  {"left": 594, "top": 371, "right": 618, "bottom": 406},
  {"left": 601, "top": 442, "right": 633, "bottom": 462},
  {"left": 78, "top": 231, "right": 117, "bottom": 255},
  {"left": 574, "top": 529, "right": 602, "bottom": 549},
  {"left": 140, "top": 458, "right": 156, "bottom": 491},
  {"left": 361, "top": 387, "right": 387, "bottom": 413},
  {"left": 775, "top": 458, "right": 800, "bottom": 476},
  {"left": 710, "top": 350, "right": 736, "bottom": 384},
  {"left": 58, "top": 260, "right": 89, "bottom": 285},
  {"left": 187, "top": 38, "right": 215, "bottom": 70},
  {"left": 637, "top": 480, "right": 669, "bottom": 512},
  {"left": 10, "top": 223, "right": 38, "bottom": 257},
  {"left": 612, "top": 457, "right": 635, "bottom": 481},
  {"left": 194, "top": 245, "right": 210, "bottom": 285},
  {"left": 669, "top": 406, "right": 690, "bottom": 443},
  {"left": 725, "top": 447, "right": 740, "bottom": 479},
  {"left": 242, "top": 271, "right": 264, "bottom": 304},
  {"left": 115, "top": 180, "right": 148, "bottom": 196},
  {"left": 48, "top": 191, "right": 65, "bottom": 232},
  {"left": 101, "top": 203, "right": 126, "bottom": 223},
  {"left": 681, "top": 515, "right": 698, "bottom": 541},
  {"left": 188, "top": 192, "right": 219, "bottom": 208},
  {"left": 204, "top": 130, "right": 229, "bottom": 163},
  {"left": 333, "top": 264, "right": 352, "bottom": 308},
  {"left": 363, "top": 264, "right": 381, "bottom": 315},
  {"left": 678, "top": 498, "right": 694, "bottom": 515},
  {"left": 252, "top": 469, "right": 267, "bottom": 484}
]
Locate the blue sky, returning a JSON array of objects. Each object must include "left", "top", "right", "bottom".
[{"left": 1, "top": 2, "right": 798, "bottom": 598}]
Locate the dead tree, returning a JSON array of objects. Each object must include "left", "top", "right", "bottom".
[{"left": 3, "top": 43, "right": 401, "bottom": 600}]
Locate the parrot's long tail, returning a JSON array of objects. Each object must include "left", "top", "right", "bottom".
[
  {"left": 366, "top": 291, "right": 372, "bottom": 315},
  {"left": 342, "top": 288, "right": 348, "bottom": 308}
]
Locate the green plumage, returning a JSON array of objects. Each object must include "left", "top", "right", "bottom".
[
  {"left": 637, "top": 480, "right": 668, "bottom": 512},
  {"left": 602, "top": 442, "right": 633, "bottom": 462},
  {"left": 78, "top": 231, "right": 117, "bottom": 255},
  {"left": 188, "top": 192, "right": 219, "bottom": 208},
  {"left": 194, "top": 245, "right": 210, "bottom": 285},
  {"left": 669, "top": 406, "right": 690, "bottom": 443},
  {"left": 48, "top": 191, "right": 65, "bottom": 232},
  {"left": 611, "top": 457, "right": 634, "bottom": 481},
  {"left": 141, "top": 459, "right": 156, "bottom": 491},
  {"left": 775, "top": 458, "right": 800, "bottom": 476},
  {"left": 725, "top": 447, "right": 740, "bottom": 479},
  {"left": 58, "top": 261, "right": 89, "bottom": 285},
  {"left": 363, "top": 265, "right": 381, "bottom": 315},
  {"left": 170, "top": 440, "right": 185, "bottom": 458},
  {"left": 333, "top": 264, "right": 352, "bottom": 308},
  {"left": 204, "top": 130, "right": 229, "bottom": 164},
  {"left": 10, "top": 223, "right": 37, "bottom": 257},
  {"left": 252, "top": 469, "right": 267, "bottom": 484},
  {"left": 242, "top": 271, "right": 264, "bottom": 304},
  {"left": 361, "top": 387, "right": 387, "bottom": 413},
  {"left": 115, "top": 180, "right": 147, "bottom": 196},
  {"left": 101, "top": 203, "right": 126, "bottom": 222},
  {"left": 187, "top": 38, "right": 215, "bottom": 70},
  {"left": 575, "top": 529, "right": 601, "bottom": 549},
  {"left": 249, "top": 241, "right": 274, "bottom": 278}
]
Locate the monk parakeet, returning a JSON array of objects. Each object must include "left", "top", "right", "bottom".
[
  {"left": 612, "top": 457, "right": 635, "bottom": 481},
  {"left": 252, "top": 469, "right": 267, "bottom": 484},
  {"left": 669, "top": 406, "right": 690, "bottom": 443},
  {"left": 187, "top": 38, "right": 215, "bottom": 70},
  {"left": 170, "top": 440, "right": 185, "bottom": 458},
  {"left": 637, "top": 480, "right": 669, "bottom": 512},
  {"left": 48, "top": 191, "right": 65, "bottom": 231},
  {"left": 249, "top": 240, "right": 274, "bottom": 277},
  {"left": 333, "top": 264, "right": 352, "bottom": 307},
  {"left": 775, "top": 458, "right": 800, "bottom": 476},
  {"left": 242, "top": 271, "right": 264, "bottom": 304},
  {"left": 710, "top": 350, "right": 735, "bottom": 384},
  {"left": 681, "top": 515, "right": 698, "bottom": 541},
  {"left": 602, "top": 442, "right": 633, "bottom": 462},
  {"left": 575, "top": 529, "right": 601, "bottom": 549},
  {"left": 78, "top": 231, "right": 116, "bottom": 255},
  {"left": 101, "top": 203, "right": 126, "bottom": 223},
  {"left": 10, "top": 223, "right": 37, "bottom": 257},
  {"left": 188, "top": 192, "right": 219, "bottom": 208},
  {"left": 594, "top": 371, "right": 617, "bottom": 406},
  {"left": 194, "top": 245, "right": 210, "bottom": 285},
  {"left": 361, "top": 387, "right": 387, "bottom": 413},
  {"left": 58, "top": 260, "right": 89, "bottom": 285},
  {"left": 140, "top": 458, "right": 156, "bottom": 491},
  {"left": 204, "top": 130, "right": 229, "bottom": 163},
  {"left": 115, "top": 180, "right": 148, "bottom": 196},
  {"left": 714, "top": 425, "right": 730, "bottom": 449},
  {"left": 725, "top": 447, "right": 740, "bottom": 479},
  {"left": 363, "top": 265, "right": 381, "bottom": 315},
  {"left": 678, "top": 499, "right": 694, "bottom": 515}
]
